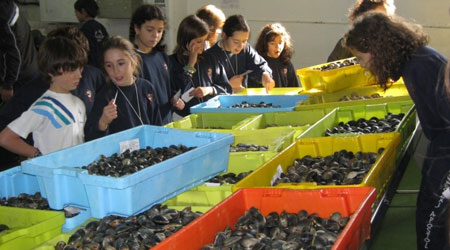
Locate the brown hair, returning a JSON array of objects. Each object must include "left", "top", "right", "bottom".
[
  {"left": 102, "top": 36, "right": 141, "bottom": 79},
  {"left": 173, "top": 15, "right": 209, "bottom": 64},
  {"left": 255, "top": 23, "right": 294, "bottom": 66},
  {"left": 47, "top": 26, "right": 90, "bottom": 53},
  {"left": 349, "top": 0, "right": 394, "bottom": 22},
  {"left": 196, "top": 4, "right": 225, "bottom": 32},
  {"left": 343, "top": 11, "right": 428, "bottom": 89},
  {"left": 38, "top": 37, "right": 87, "bottom": 83}
]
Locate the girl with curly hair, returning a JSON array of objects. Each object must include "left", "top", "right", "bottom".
[
  {"left": 344, "top": 11, "right": 450, "bottom": 250},
  {"left": 255, "top": 23, "right": 300, "bottom": 87},
  {"left": 327, "top": 0, "right": 396, "bottom": 62}
]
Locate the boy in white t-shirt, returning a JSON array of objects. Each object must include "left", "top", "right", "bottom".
[{"left": 0, "top": 37, "right": 87, "bottom": 157}]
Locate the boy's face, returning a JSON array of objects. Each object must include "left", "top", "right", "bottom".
[
  {"left": 223, "top": 31, "right": 249, "bottom": 55},
  {"left": 49, "top": 68, "right": 83, "bottom": 93},
  {"left": 135, "top": 19, "right": 165, "bottom": 52},
  {"left": 267, "top": 35, "right": 284, "bottom": 58}
]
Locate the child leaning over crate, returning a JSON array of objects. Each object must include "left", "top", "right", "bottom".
[
  {"left": 206, "top": 14, "right": 274, "bottom": 93},
  {"left": 255, "top": 23, "right": 301, "bottom": 88},
  {"left": 169, "top": 15, "right": 232, "bottom": 118},
  {"left": 0, "top": 37, "right": 87, "bottom": 157},
  {"left": 84, "top": 36, "right": 162, "bottom": 141}
]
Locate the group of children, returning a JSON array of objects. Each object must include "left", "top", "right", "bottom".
[{"left": 1, "top": 0, "right": 450, "bottom": 249}]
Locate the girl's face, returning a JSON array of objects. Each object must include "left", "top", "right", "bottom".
[
  {"left": 267, "top": 35, "right": 285, "bottom": 58},
  {"left": 49, "top": 67, "right": 83, "bottom": 93},
  {"left": 188, "top": 34, "right": 208, "bottom": 54},
  {"left": 104, "top": 48, "right": 136, "bottom": 86},
  {"left": 135, "top": 19, "right": 165, "bottom": 53},
  {"left": 223, "top": 31, "right": 249, "bottom": 55},
  {"left": 349, "top": 48, "right": 372, "bottom": 69}
]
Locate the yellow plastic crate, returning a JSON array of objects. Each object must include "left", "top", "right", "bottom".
[
  {"left": 296, "top": 57, "right": 376, "bottom": 93},
  {"left": 233, "top": 133, "right": 401, "bottom": 207},
  {"left": 164, "top": 113, "right": 259, "bottom": 131},
  {"left": 296, "top": 79, "right": 410, "bottom": 112},
  {"left": 236, "top": 87, "right": 303, "bottom": 95},
  {"left": 163, "top": 151, "right": 278, "bottom": 213},
  {"left": 0, "top": 206, "right": 65, "bottom": 250}
]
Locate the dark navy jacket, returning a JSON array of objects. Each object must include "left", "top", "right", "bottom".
[
  {"left": 79, "top": 19, "right": 109, "bottom": 69},
  {"left": 137, "top": 49, "right": 172, "bottom": 125},
  {"left": 169, "top": 53, "right": 232, "bottom": 117},
  {"left": 263, "top": 56, "right": 301, "bottom": 87},
  {"left": 84, "top": 78, "right": 162, "bottom": 141},
  {"left": 0, "top": 65, "right": 105, "bottom": 131},
  {"left": 392, "top": 46, "right": 450, "bottom": 151},
  {"left": 206, "top": 42, "right": 271, "bottom": 88}
]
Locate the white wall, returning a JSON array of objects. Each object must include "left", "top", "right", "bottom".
[{"left": 23, "top": 0, "right": 450, "bottom": 69}]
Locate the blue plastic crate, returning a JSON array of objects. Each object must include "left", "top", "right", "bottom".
[
  {"left": 21, "top": 125, "right": 233, "bottom": 218},
  {"left": 190, "top": 95, "right": 310, "bottom": 113},
  {"left": 0, "top": 167, "right": 91, "bottom": 232}
]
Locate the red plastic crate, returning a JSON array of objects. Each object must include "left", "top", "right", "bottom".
[{"left": 153, "top": 187, "right": 376, "bottom": 250}]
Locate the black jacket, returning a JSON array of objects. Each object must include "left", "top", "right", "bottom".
[
  {"left": 263, "top": 56, "right": 301, "bottom": 87},
  {"left": 327, "top": 38, "right": 353, "bottom": 62},
  {"left": 169, "top": 53, "right": 232, "bottom": 117},
  {"left": 79, "top": 19, "right": 109, "bottom": 69}
]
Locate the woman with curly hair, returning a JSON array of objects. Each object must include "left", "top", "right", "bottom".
[
  {"left": 255, "top": 23, "right": 300, "bottom": 87},
  {"left": 344, "top": 11, "right": 450, "bottom": 250},
  {"left": 327, "top": 0, "right": 396, "bottom": 62}
]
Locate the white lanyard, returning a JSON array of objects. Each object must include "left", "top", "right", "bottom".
[
  {"left": 220, "top": 40, "right": 238, "bottom": 76},
  {"left": 114, "top": 81, "right": 144, "bottom": 125}
]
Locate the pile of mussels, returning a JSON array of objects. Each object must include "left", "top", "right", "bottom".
[
  {"left": 82, "top": 145, "right": 196, "bottom": 177},
  {"left": 313, "top": 58, "right": 357, "bottom": 71},
  {"left": 273, "top": 149, "right": 384, "bottom": 186},
  {"left": 207, "top": 171, "right": 253, "bottom": 185},
  {"left": 0, "top": 192, "right": 79, "bottom": 218},
  {"left": 338, "top": 92, "right": 382, "bottom": 102},
  {"left": 325, "top": 113, "right": 404, "bottom": 136},
  {"left": 223, "top": 101, "right": 281, "bottom": 108},
  {"left": 230, "top": 143, "right": 269, "bottom": 152},
  {"left": 201, "top": 207, "right": 349, "bottom": 250},
  {"left": 55, "top": 204, "right": 202, "bottom": 250}
]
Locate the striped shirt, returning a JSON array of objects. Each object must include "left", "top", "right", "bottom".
[{"left": 8, "top": 90, "right": 86, "bottom": 154}]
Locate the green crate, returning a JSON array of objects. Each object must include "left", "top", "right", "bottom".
[
  {"left": 211, "top": 128, "right": 296, "bottom": 152},
  {"left": 301, "top": 101, "right": 416, "bottom": 162},
  {"left": 236, "top": 110, "right": 329, "bottom": 139},
  {"left": 0, "top": 206, "right": 64, "bottom": 250},
  {"left": 164, "top": 113, "right": 259, "bottom": 131},
  {"left": 163, "top": 152, "right": 278, "bottom": 213},
  {"left": 296, "top": 81, "right": 410, "bottom": 112}
]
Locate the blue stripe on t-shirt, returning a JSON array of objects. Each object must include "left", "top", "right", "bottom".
[
  {"left": 31, "top": 108, "right": 62, "bottom": 128},
  {"left": 42, "top": 96, "right": 75, "bottom": 122}
]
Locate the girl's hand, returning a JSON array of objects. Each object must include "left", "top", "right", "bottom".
[
  {"left": 229, "top": 75, "right": 244, "bottom": 89},
  {"left": 98, "top": 99, "right": 117, "bottom": 131},
  {"left": 262, "top": 72, "right": 275, "bottom": 93},
  {"left": 187, "top": 40, "right": 204, "bottom": 67},
  {"left": 189, "top": 87, "right": 214, "bottom": 98},
  {"left": 171, "top": 96, "right": 185, "bottom": 110}
]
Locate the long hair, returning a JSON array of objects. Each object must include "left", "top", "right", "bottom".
[
  {"left": 129, "top": 4, "right": 167, "bottom": 52},
  {"left": 255, "top": 23, "right": 294, "bottom": 66},
  {"left": 173, "top": 15, "right": 209, "bottom": 64},
  {"left": 343, "top": 11, "right": 428, "bottom": 89},
  {"left": 349, "top": 0, "right": 395, "bottom": 22},
  {"left": 102, "top": 36, "right": 142, "bottom": 83},
  {"left": 196, "top": 4, "right": 225, "bottom": 32}
]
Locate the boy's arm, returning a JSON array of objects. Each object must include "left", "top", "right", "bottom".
[{"left": 0, "top": 127, "right": 38, "bottom": 158}]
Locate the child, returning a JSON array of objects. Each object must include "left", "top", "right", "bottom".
[
  {"left": 327, "top": 0, "right": 396, "bottom": 62},
  {"left": 343, "top": 12, "right": 450, "bottom": 250},
  {"left": 129, "top": 4, "right": 179, "bottom": 125},
  {"left": 0, "top": 37, "right": 87, "bottom": 157},
  {"left": 169, "top": 15, "right": 232, "bottom": 117},
  {"left": 74, "top": 0, "right": 109, "bottom": 68},
  {"left": 206, "top": 14, "right": 274, "bottom": 92},
  {"left": 255, "top": 23, "right": 301, "bottom": 87},
  {"left": 84, "top": 36, "right": 162, "bottom": 141},
  {"left": 196, "top": 4, "right": 226, "bottom": 49}
]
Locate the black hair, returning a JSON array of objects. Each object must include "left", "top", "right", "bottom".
[
  {"left": 222, "top": 15, "right": 250, "bottom": 38},
  {"left": 74, "top": 0, "right": 99, "bottom": 18},
  {"left": 173, "top": 15, "right": 209, "bottom": 64},
  {"left": 129, "top": 4, "right": 167, "bottom": 52}
]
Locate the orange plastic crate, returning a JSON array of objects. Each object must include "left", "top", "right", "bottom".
[{"left": 153, "top": 187, "right": 376, "bottom": 250}]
